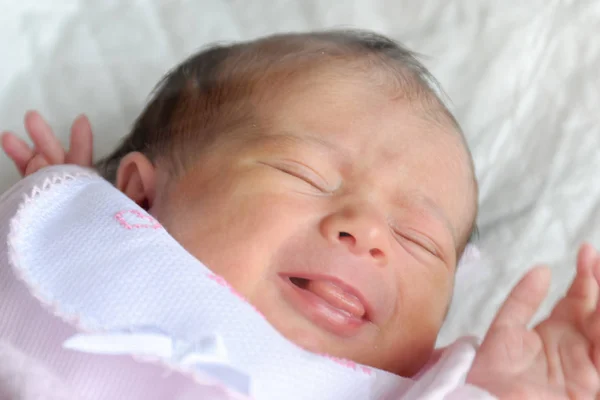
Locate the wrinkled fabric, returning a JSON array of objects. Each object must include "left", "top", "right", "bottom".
[{"left": 1, "top": 1, "right": 599, "bottom": 349}]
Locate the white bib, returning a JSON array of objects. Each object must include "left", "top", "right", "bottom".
[{"left": 0, "top": 166, "right": 491, "bottom": 400}]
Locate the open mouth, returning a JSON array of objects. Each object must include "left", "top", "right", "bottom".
[
  {"left": 289, "top": 276, "right": 309, "bottom": 289},
  {"left": 285, "top": 275, "right": 368, "bottom": 322}
]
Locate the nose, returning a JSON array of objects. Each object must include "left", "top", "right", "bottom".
[{"left": 320, "top": 206, "right": 390, "bottom": 266}]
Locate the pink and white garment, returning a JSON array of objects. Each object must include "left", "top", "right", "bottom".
[{"left": 0, "top": 166, "right": 495, "bottom": 400}]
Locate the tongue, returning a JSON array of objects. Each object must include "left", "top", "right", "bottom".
[{"left": 304, "top": 280, "right": 365, "bottom": 319}]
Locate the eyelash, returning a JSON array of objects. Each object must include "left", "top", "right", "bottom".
[
  {"left": 391, "top": 227, "right": 439, "bottom": 258},
  {"left": 266, "top": 162, "right": 329, "bottom": 192}
]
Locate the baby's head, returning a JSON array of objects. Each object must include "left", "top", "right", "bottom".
[{"left": 97, "top": 30, "right": 478, "bottom": 377}]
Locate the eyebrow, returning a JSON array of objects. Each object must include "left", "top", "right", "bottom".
[{"left": 257, "top": 132, "right": 348, "bottom": 158}]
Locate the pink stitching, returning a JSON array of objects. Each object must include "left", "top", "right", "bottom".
[
  {"left": 115, "top": 210, "right": 162, "bottom": 230},
  {"left": 206, "top": 273, "right": 246, "bottom": 301},
  {"left": 359, "top": 366, "right": 372, "bottom": 375},
  {"left": 206, "top": 273, "right": 265, "bottom": 318},
  {"left": 321, "top": 354, "right": 373, "bottom": 375}
]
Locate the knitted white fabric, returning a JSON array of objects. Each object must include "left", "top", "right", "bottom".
[{"left": 0, "top": 165, "right": 494, "bottom": 400}]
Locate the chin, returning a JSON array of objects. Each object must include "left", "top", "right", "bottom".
[
  {"left": 382, "top": 343, "right": 437, "bottom": 377},
  {"left": 282, "top": 321, "right": 343, "bottom": 354}
]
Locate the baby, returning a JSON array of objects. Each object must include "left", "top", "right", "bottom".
[{"left": 3, "top": 29, "right": 600, "bottom": 399}]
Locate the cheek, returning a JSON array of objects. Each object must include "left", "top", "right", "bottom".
[
  {"left": 160, "top": 179, "right": 317, "bottom": 298},
  {"left": 397, "top": 266, "right": 452, "bottom": 331},
  {"left": 376, "top": 266, "right": 452, "bottom": 375}
]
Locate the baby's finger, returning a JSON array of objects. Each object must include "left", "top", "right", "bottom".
[
  {"left": 589, "top": 318, "right": 600, "bottom": 371},
  {"left": 489, "top": 266, "right": 551, "bottom": 330},
  {"left": 1, "top": 132, "right": 35, "bottom": 175},
  {"left": 578, "top": 243, "right": 598, "bottom": 271},
  {"left": 560, "top": 339, "right": 600, "bottom": 395},
  {"left": 591, "top": 344, "right": 600, "bottom": 376},
  {"left": 590, "top": 256, "right": 600, "bottom": 313},
  {"left": 66, "top": 114, "right": 93, "bottom": 166},
  {"left": 24, "top": 154, "right": 50, "bottom": 176},
  {"left": 562, "top": 243, "right": 599, "bottom": 313},
  {"left": 24, "top": 111, "right": 65, "bottom": 164},
  {"left": 584, "top": 258, "right": 600, "bottom": 338}
]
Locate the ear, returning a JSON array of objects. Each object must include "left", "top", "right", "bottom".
[{"left": 116, "top": 152, "right": 157, "bottom": 210}]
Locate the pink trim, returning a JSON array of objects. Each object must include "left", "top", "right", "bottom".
[
  {"left": 206, "top": 273, "right": 265, "bottom": 318},
  {"left": 114, "top": 210, "right": 162, "bottom": 230},
  {"left": 320, "top": 354, "right": 373, "bottom": 376}
]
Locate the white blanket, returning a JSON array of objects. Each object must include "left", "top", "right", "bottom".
[{"left": 1, "top": 0, "right": 599, "bottom": 348}]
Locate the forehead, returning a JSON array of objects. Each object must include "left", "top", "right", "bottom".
[{"left": 265, "top": 75, "right": 469, "bottom": 168}]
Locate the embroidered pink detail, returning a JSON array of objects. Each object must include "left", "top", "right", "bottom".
[
  {"left": 360, "top": 366, "right": 372, "bottom": 375},
  {"left": 115, "top": 210, "right": 162, "bottom": 230},
  {"left": 206, "top": 273, "right": 265, "bottom": 317},
  {"left": 321, "top": 354, "right": 373, "bottom": 375}
]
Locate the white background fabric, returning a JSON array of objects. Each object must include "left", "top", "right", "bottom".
[{"left": 1, "top": 0, "right": 599, "bottom": 347}]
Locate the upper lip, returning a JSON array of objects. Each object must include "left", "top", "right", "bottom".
[{"left": 280, "top": 273, "right": 374, "bottom": 321}]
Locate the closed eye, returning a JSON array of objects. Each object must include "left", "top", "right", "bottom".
[
  {"left": 403, "top": 233, "right": 439, "bottom": 257},
  {"left": 259, "top": 161, "right": 330, "bottom": 192},
  {"left": 390, "top": 226, "right": 440, "bottom": 258}
]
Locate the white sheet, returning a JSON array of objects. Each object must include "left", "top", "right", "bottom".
[{"left": 1, "top": 0, "right": 599, "bottom": 348}]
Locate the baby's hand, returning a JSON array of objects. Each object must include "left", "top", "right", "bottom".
[
  {"left": 1, "top": 111, "right": 93, "bottom": 176},
  {"left": 467, "top": 243, "right": 600, "bottom": 399}
]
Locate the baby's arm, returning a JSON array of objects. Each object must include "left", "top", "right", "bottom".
[{"left": 1, "top": 111, "right": 93, "bottom": 176}]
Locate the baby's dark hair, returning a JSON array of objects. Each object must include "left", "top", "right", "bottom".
[{"left": 96, "top": 29, "right": 464, "bottom": 183}]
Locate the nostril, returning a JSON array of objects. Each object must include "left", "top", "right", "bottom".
[
  {"left": 335, "top": 231, "right": 386, "bottom": 262},
  {"left": 369, "top": 248, "right": 384, "bottom": 259},
  {"left": 338, "top": 231, "right": 355, "bottom": 245}
]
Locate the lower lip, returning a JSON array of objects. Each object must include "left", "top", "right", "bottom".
[{"left": 279, "top": 276, "right": 366, "bottom": 338}]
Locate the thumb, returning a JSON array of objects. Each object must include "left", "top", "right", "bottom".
[{"left": 489, "top": 266, "right": 551, "bottom": 330}]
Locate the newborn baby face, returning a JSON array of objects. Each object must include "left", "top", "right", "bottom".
[{"left": 148, "top": 77, "right": 476, "bottom": 376}]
